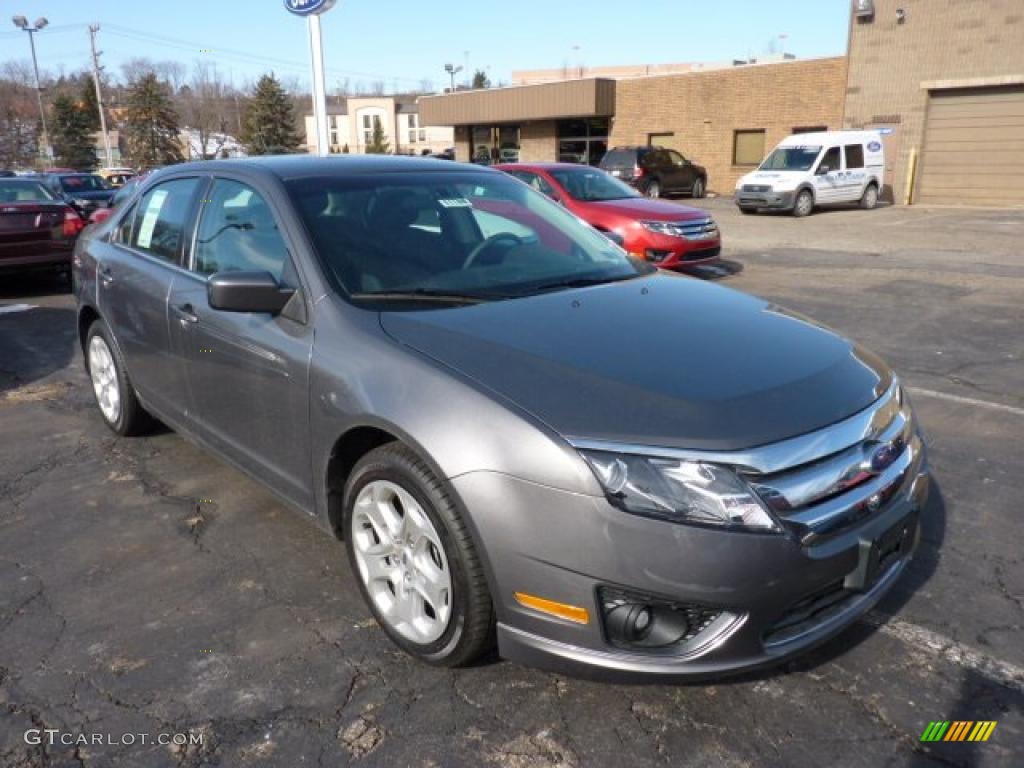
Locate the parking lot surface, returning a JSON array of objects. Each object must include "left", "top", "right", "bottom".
[{"left": 2, "top": 200, "right": 1022, "bottom": 767}]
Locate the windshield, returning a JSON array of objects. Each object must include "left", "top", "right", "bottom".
[
  {"left": 759, "top": 146, "right": 822, "bottom": 172},
  {"left": 0, "top": 180, "right": 56, "bottom": 202},
  {"left": 60, "top": 175, "right": 109, "bottom": 192},
  {"left": 548, "top": 167, "right": 640, "bottom": 202},
  {"left": 286, "top": 171, "right": 651, "bottom": 304}
]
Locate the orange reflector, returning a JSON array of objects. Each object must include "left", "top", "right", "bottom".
[{"left": 514, "top": 592, "right": 589, "bottom": 624}]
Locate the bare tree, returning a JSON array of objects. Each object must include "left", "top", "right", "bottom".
[
  {"left": 181, "top": 60, "right": 232, "bottom": 159},
  {"left": 370, "top": 79, "right": 385, "bottom": 96},
  {"left": 418, "top": 78, "right": 434, "bottom": 94},
  {"left": 0, "top": 60, "right": 42, "bottom": 167}
]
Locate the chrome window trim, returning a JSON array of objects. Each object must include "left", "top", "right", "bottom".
[{"left": 567, "top": 380, "right": 900, "bottom": 476}]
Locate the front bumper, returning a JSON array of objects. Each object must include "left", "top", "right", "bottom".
[
  {"left": 626, "top": 230, "right": 722, "bottom": 268},
  {"left": 453, "top": 450, "right": 928, "bottom": 682},
  {"left": 735, "top": 190, "right": 795, "bottom": 210}
]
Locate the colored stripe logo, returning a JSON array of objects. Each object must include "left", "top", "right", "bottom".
[{"left": 920, "top": 721, "right": 997, "bottom": 742}]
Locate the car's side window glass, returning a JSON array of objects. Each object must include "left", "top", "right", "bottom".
[
  {"left": 669, "top": 150, "right": 687, "bottom": 166},
  {"left": 115, "top": 203, "right": 137, "bottom": 244},
  {"left": 193, "top": 179, "right": 291, "bottom": 283},
  {"left": 130, "top": 178, "right": 201, "bottom": 263},
  {"left": 510, "top": 171, "right": 557, "bottom": 199},
  {"left": 844, "top": 144, "right": 865, "bottom": 169},
  {"left": 819, "top": 146, "right": 841, "bottom": 173}
]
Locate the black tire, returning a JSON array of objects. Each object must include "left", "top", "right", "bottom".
[
  {"left": 691, "top": 177, "right": 705, "bottom": 198},
  {"left": 84, "top": 319, "right": 153, "bottom": 436},
  {"left": 644, "top": 179, "right": 662, "bottom": 199},
  {"left": 792, "top": 189, "right": 814, "bottom": 218},
  {"left": 343, "top": 442, "right": 495, "bottom": 667},
  {"left": 739, "top": 206, "right": 756, "bottom": 215},
  {"left": 860, "top": 183, "right": 879, "bottom": 210}
]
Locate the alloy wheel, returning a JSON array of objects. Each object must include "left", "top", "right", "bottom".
[
  {"left": 351, "top": 479, "right": 453, "bottom": 644},
  {"left": 88, "top": 335, "right": 121, "bottom": 424}
]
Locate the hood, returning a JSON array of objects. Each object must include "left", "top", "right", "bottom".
[
  {"left": 380, "top": 273, "right": 891, "bottom": 451},
  {"left": 586, "top": 197, "right": 709, "bottom": 221}
]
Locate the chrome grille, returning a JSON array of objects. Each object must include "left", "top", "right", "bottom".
[
  {"left": 742, "top": 184, "right": 771, "bottom": 192},
  {"left": 647, "top": 218, "right": 719, "bottom": 240}
]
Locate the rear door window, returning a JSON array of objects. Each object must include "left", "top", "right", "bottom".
[
  {"left": 844, "top": 144, "right": 865, "bottom": 169},
  {"left": 131, "top": 178, "right": 202, "bottom": 264}
]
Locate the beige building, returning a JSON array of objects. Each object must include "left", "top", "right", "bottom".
[
  {"left": 303, "top": 96, "right": 454, "bottom": 156},
  {"left": 844, "top": 0, "right": 1024, "bottom": 206},
  {"left": 511, "top": 55, "right": 795, "bottom": 85}
]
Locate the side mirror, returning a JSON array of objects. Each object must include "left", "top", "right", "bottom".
[
  {"left": 816, "top": 165, "right": 832, "bottom": 175},
  {"left": 207, "top": 271, "right": 294, "bottom": 314}
]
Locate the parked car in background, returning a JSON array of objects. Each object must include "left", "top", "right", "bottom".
[
  {"left": 0, "top": 170, "right": 16, "bottom": 178},
  {"left": 88, "top": 177, "right": 142, "bottom": 226},
  {"left": 42, "top": 173, "right": 115, "bottom": 218},
  {"left": 97, "top": 167, "right": 137, "bottom": 188},
  {"left": 599, "top": 146, "right": 708, "bottom": 199},
  {"left": 0, "top": 177, "right": 84, "bottom": 278},
  {"left": 74, "top": 156, "right": 928, "bottom": 680},
  {"left": 496, "top": 162, "right": 720, "bottom": 268},
  {"left": 734, "top": 130, "right": 884, "bottom": 217}
]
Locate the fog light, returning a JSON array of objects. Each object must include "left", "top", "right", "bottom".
[
  {"left": 645, "top": 249, "right": 672, "bottom": 263},
  {"left": 599, "top": 587, "right": 722, "bottom": 652}
]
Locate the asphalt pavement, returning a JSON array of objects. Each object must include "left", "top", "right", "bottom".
[{"left": 1, "top": 199, "right": 1022, "bottom": 767}]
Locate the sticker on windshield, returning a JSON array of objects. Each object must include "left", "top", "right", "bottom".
[
  {"left": 438, "top": 198, "right": 472, "bottom": 208},
  {"left": 136, "top": 189, "right": 168, "bottom": 249}
]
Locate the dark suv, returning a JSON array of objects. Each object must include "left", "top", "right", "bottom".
[{"left": 600, "top": 146, "right": 707, "bottom": 199}]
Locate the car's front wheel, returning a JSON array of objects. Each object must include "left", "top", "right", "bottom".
[
  {"left": 793, "top": 189, "right": 814, "bottom": 217},
  {"left": 344, "top": 442, "right": 494, "bottom": 666},
  {"left": 85, "top": 319, "right": 152, "bottom": 436}
]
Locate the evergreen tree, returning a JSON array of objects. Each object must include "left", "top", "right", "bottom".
[
  {"left": 241, "top": 74, "right": 302, "bottom": 155},
  {"left": 79, "top": 78, "right": 101, "bottom": 131},
  {"left": 365, "top": 116, "right": 390, "bottom": 154},
  {"left": 471, "top": 69, "right": 491, "bottom": 90},
  {"left": 50, "top": 93, "right": 97, "bottom": 170},
  {"left": 124, "top": 74, "right": 183, "bottom": 167}
]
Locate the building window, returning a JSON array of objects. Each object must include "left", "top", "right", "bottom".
[
  {"left": 329, "top": 115, "right": 340, "bottom": 146},
  {"left": 407, "top": 113, "right": 420, "bottom": 144},
  {"left": 556, "top": 117, "right": 609, "bottom": 165},
  {"left": 733, "top": 129, "right": 766, "bottom": 166},
  {"left": 792, "top": 125, "right": 827, "bottom": 134}
]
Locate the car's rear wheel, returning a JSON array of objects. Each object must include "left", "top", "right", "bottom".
[
  {"left": 793, "top": 189, "right": 814, "bottom": 218},
  {"left": 739, "top": 206, "right": 757, "bottom": 215},
  {"left": 691, "top": 178, "right": 705, "bottom": 198},
  {"left": 344, "top": 442, "right": 494, "bottom": 666},
  {"left": 644, "top": 179, "right": 662, "bottom": 199},
  {"left": 860, "top": 183, "right": 879, "bottom": 210},
  {"left": 85, "top": 319, "right": 152, "bottom": 436}
]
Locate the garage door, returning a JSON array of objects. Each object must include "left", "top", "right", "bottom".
[{"left": 917, "top": 85, "right": 1024, "bottom": 207}]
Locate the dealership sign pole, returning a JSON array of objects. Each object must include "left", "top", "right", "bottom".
[{"left": 285, "top": 0, "right": 336, "bottom": 157}]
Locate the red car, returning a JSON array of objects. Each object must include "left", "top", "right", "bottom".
[
  {"left": 495, "top": 163, "right": 720, "bottom": 268},
  {"left": 0, "top": 177, "right": 84, "bottom": 277}
]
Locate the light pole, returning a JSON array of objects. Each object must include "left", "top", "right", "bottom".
[
  {"left": 444, "top": 63, "right": 462, "bottom": 93},
  {"left": 11, "top": 15, "right": 51, "bottom": 162}
]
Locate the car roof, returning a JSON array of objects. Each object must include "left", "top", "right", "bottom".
[
  {"left": 778, "top": 130, "right": 880, "bottom": 146},
  {"left": 496, "top": 162, "right": 599, "bottom": 172},
  {"left": 165, "top": 155, "right": 496, "bottom": 181}
]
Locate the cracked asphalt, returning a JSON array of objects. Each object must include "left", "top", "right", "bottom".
[{"left": 2, "top": 201, "right": 1022, "bottom": 767}]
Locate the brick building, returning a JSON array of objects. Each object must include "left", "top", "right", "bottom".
[
  {"left": 421, "top": 0, "right": 1024, "bottom": 206},
  {"left": 844, "top": 0, "right": 1024, "bottom": 206}
]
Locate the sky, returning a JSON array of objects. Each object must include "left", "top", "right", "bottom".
[{"left": 0, "top": 0, "right": 852, "bottom": 92}]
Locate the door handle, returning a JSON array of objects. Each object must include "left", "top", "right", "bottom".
[
  {"left": 98, "top": 266, "right": 114, "bottom": 285},
  {"left": 173, "top": 303, "right": 199, "bottom": 325}
]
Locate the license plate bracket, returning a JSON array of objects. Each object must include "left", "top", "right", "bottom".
[{"left": 844, "top": 511, "right": 918, "bottom": 592}]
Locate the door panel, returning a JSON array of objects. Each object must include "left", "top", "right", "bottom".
[
  {"left": 170, "top": 177, "right": 314, "bottom": 507},
  {"left": 812, "top": 146, "right": 843, "bottom": 204},
  {"left": 98, "top": 177, "right": 203, "bottom": 418}
]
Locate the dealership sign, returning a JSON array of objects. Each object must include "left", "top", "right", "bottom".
[{"left": 283, "top": 0, "right": 336, "bottom": 15}]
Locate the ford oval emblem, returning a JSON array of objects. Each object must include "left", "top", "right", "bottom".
[
  {"left": 867, "top": 141, "right": 882, "bottom": 152},
  {"left": 284, "top": 0, "right": 337, "bottom": 16}
]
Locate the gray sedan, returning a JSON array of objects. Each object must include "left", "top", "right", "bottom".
[{"left": 72, "top": 156, "right": 929, "bottom": 680}]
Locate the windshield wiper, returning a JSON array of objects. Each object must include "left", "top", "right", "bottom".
[
  {"left": 349, "top": 288, "right": 496, "bottom": 304},
  {"left": 527, "top": 273, "right": 639, "bottom": 295}
]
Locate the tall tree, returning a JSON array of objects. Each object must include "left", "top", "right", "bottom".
[
  {"left": 123, "top": 73, "right": 183, "bottom": 167},
  {"left": 50, "top": 93, "right": 97, "bottom": 170},
  {"left": 79, "top": 77, "right": 101, "bottom": 131},
  {"left": 365, "top": 116, "right": 390, "bottom": 154},
  {"left": 0, "top": 61, "right": 40, "bottom": 168},
  {"left": 181, "top": 62, "right": 232, "bottom": 160},
  {"left": 471, "top": 69, "right": 491, "bottom": 90},
  {"left": 241, "top": 74, "right": 301, "bottom": 155}
]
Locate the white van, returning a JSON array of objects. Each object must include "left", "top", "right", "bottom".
[{"left": 734, "top": 130, "right": 884, "bottom": 217}]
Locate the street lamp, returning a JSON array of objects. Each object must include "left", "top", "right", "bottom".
[
  {"left": 12, "top": 15, "right": 51, "bottom": 162},
  {"left": 444, "top": 63, "right": 462, "bottom": 93}
]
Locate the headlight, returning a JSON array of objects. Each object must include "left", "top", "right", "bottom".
[
  {"left": 580, "top": 450, "right": 780, "bottom": 532},
  {"left": 641, "top": 220, "right": 679, "bottom": 236}
]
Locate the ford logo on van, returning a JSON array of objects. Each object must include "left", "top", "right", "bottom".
[
  {"left": 867, "top": 141, "right": 882, "bottom": 152},
  {"left": 283, "top": 0, "right": 336, "bottom": 15}
]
